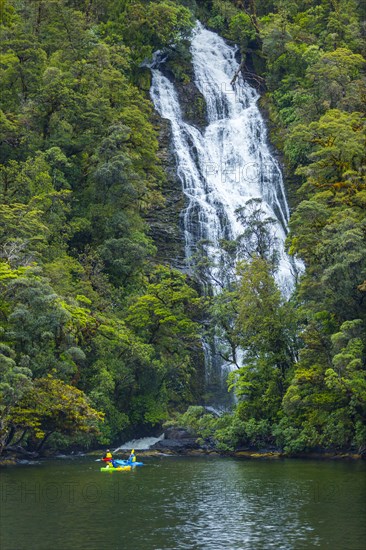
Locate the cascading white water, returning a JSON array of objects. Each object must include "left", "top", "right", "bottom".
[
  {"left": 150, "top": 23, "right": 297, "bottom": 408},
  {"left": 114, "top": 434, "right": 164, "bottom": 452}
]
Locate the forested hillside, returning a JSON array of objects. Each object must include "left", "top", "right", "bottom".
[{"left": 0, "top": 0, "right": 365, "bottom": 456}]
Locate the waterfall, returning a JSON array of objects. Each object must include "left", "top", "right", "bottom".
[
  {"left": 150, "top": 23, "right": 297, "bottom": 409},
  {"left": 114, "top": 434, "right": 164, "bottom": 452}
]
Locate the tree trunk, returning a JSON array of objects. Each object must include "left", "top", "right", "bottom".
[
  {"left": 5, "top": 445, "right": 39, "bottom": 458},
  {"left": 36, "top": 431, "right": 54, "bottom": 452},
  {"left": 12, "top": 428, "right": 28, "bottom": 447},
  {"left": 5, "top": 426, "right": 15, "bottom": 447}
]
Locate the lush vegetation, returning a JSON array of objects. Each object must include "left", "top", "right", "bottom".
[{"left": 1, "top": 0, "right": 365, "bottom": 456}]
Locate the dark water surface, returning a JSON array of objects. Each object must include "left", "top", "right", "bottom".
[{"left": 1, "top": 456, "right": 365, "bottom": 549}]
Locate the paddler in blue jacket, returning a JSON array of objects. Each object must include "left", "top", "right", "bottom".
[{"left": 128, "top": 449, "right": 136, "bottom": 464}]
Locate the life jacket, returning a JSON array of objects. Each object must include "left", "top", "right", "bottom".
[{"left": 104, "top": 452, "right": 112, "bottom": 460}]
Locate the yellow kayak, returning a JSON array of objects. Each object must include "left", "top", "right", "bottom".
[{"left": 100, "top": 465, "right": 132, "bottom": 472}]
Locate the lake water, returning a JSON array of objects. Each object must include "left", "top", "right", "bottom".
[{"left": 1, "top": 456, "right": 365, "bottom": 549}]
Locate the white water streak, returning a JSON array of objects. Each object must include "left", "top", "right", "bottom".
[{"left": 114, "top": 434, "right": 164, "bottom": 452}]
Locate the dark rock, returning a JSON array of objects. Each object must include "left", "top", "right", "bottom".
[
  {"left": 161, "top": 39, "right": 208, "bottom": 131},
  {"left": 150, "top": 438, "right": 199, "bottom": 452},
  {"left": 158, "top": 63, "right": 207, "bottom": 131},
  {"left": 174, "top": 79, "right": 207, "bottom": 131},
  {"left": 164, "top": 427, "right": 195, "bottom": 440}
]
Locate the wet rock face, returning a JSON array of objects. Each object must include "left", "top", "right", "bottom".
[
  {"left": 174, "top": 78, "right": 207, "bottom": 132},
  {"left": 150, "top": 438, "right": 200, "bottom": 452},
  {"left": 145, "top": 114, "right": 187, "bottom": 269},
  {"left": 150, "top": 427, "right": 213, "bottom": 453},
  {"left": 159, "top": 65, "right": 208, "bottom": 133},
  {"left": 160, "top": 37, "right": 208, "bottom": 132},
  {"left": 164, "top": 427, "right": 195, "bottom": 440}
]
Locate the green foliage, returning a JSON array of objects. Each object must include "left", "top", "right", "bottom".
[
  {"left": 235, "top": 198, "right": 280, "bottom": 268},
  {"left": 255, "top": 0, "right": 366, "bottom": 453},
  {"left": 280, "top": 316, "right": 366, "bottom": 453},
  {"left": 126, "top": 265, "right": 204, "bottom": 407},
  {"left": 0, "top": 344, "right": 32, "bottom": 452},
  {"left": 11, "top": 376, "right": 103, "bottom": 445},
  {"left": 208, "top": 252, "right": 299, "bottom": 446},
  {"left": 229, "top": 13, "right": 257, "bottom": 48},
  {"left": 166, "top": 406, "right": 274, "bottom": 451},
  {"left": 103, "top": 0, "right": 194, "bottom": 65},
  {"left": 286, "top": 110, "right": 365, "bottom": 181},
  {"left": 232, "top": 258, "right": 297, "bottom": 420}
]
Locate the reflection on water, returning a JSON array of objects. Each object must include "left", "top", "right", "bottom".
[
  {"left": 0, "top": 457, "right": 365, "bottom": 550},
  {"left": 157, "top": 461, "right": 319, "bottom": 549}
]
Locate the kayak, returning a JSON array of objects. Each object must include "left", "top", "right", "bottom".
[
  {"left": 100, "top": 465, "right": 132, "bottom": 472},
  {"left": 114, "top": 459, "right": 144, "bottom": 467}
]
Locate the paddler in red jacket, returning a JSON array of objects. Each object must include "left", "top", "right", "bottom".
[{"left": 102, "top": 449, "right": 113, "bottom": 465}]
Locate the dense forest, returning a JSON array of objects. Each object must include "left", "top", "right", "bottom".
[{"left": 0, "top": 0, "right": 365, "bottom": 457}]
